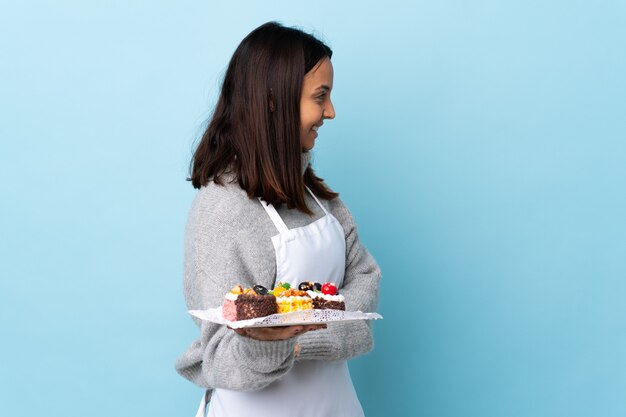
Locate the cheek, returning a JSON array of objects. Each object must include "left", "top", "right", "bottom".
[{"left": 301, "top": 103, "right": 322, "bottom": 127}]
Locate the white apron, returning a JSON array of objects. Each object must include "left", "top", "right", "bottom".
[{"left": 195, "top": 186, "right": 364, "bottom": 417}]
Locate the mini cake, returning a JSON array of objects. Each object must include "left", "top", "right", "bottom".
[
  {"left": 221, "top": 281, "right": 344, "bottom": 321},
  {"left": 222, "top": 285, "right": 277, "bottom": 321},
  {"left": 299, "top": 281, "right": 346, "bottom": 311},
  {"left": 273, "top": 283, "right": 314, "bottom": 313}
]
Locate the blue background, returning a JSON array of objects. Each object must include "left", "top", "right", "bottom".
[{"left": 1, "top": 1, "right": 625, "bottom": 416}]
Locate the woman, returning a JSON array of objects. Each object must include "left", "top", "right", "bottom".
[{"left": 175, "top": 21, "right": 382, "bottom": 417}]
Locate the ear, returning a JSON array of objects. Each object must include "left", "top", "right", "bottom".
[{"left": 268, "top": 88, "right": 275, "bottom": 112}]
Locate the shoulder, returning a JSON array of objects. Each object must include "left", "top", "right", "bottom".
[
  {"left": 325, "top": 194, "right": 349, "bottom": 214},
  {"left": 186, "top": 178, "right": 266, "bottom": 238},
  {"left": 194, "top": 178, "right": 250, "bottom": 212},
  {"left": 324, "top": 195, "right": 358, "bottom": 234}
]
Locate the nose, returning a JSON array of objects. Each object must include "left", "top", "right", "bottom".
[{"left": 324, "top": 99, "right": 336, "bottom": 120}]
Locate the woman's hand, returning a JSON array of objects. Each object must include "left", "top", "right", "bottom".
[{"left": 228, "top": 324, "right": 327, "bottom": 341}]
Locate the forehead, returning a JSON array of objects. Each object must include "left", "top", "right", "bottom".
[{"left": 303, "top": 58, "right": 334, "bottom": 90}]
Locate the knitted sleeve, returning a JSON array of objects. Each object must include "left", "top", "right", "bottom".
[
  {"left": 295, "top": 196, "right": 382, "bottom": 361},
  {"left": 174, "top": 187, "right": 297, "bottom": 391}
]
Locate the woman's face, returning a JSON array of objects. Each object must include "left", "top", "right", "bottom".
[{"left": 300, "top": 57, "right": 335, "bottom": 151}]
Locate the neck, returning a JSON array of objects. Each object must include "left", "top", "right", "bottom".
[{"left": 301, "top": 151, "right": 312, "bottom": 176}]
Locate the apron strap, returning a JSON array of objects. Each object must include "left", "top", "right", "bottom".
[
  {"left": 305, "top": 186, "right": 328, "bottom": 215},
  {"left": 194, "top": 390, "right": 209, "bottom": 417},
  {"left": 258, "top": 188, "right": 327, "bottom": 233},
  {"left": 258, "top": 198, "right": 289, "bottom": 234}
]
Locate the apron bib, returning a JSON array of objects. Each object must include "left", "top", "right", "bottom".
[{"left": 196, "top": 187, "right": 364, "bottom": 417}]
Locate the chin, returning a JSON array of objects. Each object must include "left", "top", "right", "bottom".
[{"left": 300, "top": 140, "right": 314, "bottom": 151}]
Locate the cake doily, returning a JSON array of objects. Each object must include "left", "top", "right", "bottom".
[{"left": 188, "top": 307, "right": 383, "bottom": 329}]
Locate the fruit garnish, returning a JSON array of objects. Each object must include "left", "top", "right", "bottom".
[
  {"left": 313, "top": 282, "right": 322, "bottom": 291},
  {"left": 243, "top": 288, "right": 256, "bottom": 295},
  {"left": 273, "top": 286, "right": 287, "bottom": 297},
  {"left": 253, "top": 284, "right": 269, "bottom": 295},
  {"left": 321, "top": 283, "right": 337, "bottom": 295},
  {"left": 280, "top": 289, "right": 309, "bottom": 297},
  {"left": 230, "top": 285, "right": 244, "bottom": 294},
  {"left": 298, "top": 281, "right": 314, "bottom": 291},
  {"left": 281, "top": 282, "right": 291, "bottom": 290}
]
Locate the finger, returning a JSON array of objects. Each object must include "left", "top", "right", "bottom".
[
  {"left": 232, "top": 328, "right": 248, "bottom": 336},
  {"left": 290, "top": 325, "right": 306, "bottom": 337},
  {"left": 239, "top": 325, "right": 316, "bottom": 341},
  {"left": 243, "top": 327, "right": 289, "bottom": 341},
  {"left": 263, "top": 325, "right": 305, "bottom": 340},
  {"left": 240, "top": 328, "right": 268, "bottom": 340}
]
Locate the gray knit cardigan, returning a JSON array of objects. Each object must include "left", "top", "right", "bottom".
[{"left": 174, "top": 151, "right": 382, "bottom": 394}]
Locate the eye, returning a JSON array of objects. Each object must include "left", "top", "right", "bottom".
[{"left": 315, "top": 94, "right": 326, "bottom": 102}]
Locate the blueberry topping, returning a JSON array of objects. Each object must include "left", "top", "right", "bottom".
[{"left": 253, "top": 285, "right": 269, "bottom": 295}]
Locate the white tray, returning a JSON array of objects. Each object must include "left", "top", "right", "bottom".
[{"left": 189, "top": 307, "right": 383, "bottom": 329}]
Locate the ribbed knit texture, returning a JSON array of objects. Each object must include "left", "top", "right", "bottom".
[{"left": 174, "top": 151, "right": 382, "bottom": 393}]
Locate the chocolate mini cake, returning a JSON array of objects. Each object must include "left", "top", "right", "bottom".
[
  {"left": 300, "top": 281, "right": 346, "bottom": 311},
  {"left": 222, "top": 281, "right": 346, "bottom": 321},
  {"left": 307, "top": 291, "right": 346, "bottom": 310},
  {"left": 222, "top": 285, "right": 277, "bottom": 321}
]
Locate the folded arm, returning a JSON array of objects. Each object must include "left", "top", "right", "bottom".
[
  {"left": 296, "top": 197, "right": 382, "bottom": 361},
  {"left": 174, "top": 193, "right": 298, "bottom": 390}
]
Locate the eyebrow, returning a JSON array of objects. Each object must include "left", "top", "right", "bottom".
[{"left": 314, "top": 84, "right": 331, "bottom": 92}]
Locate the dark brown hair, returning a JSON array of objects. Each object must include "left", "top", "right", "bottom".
[{"left": 188, "top": 21, "right": 338, "bottom": 215}]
